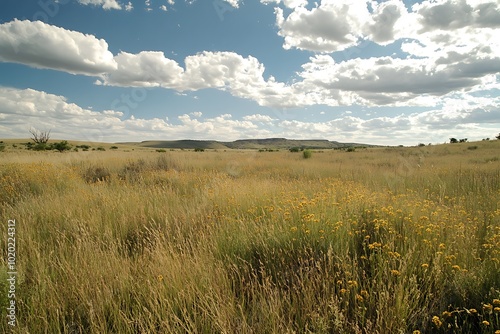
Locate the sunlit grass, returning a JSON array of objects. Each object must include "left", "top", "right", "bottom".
[{"left": 0, "top": 141, "right": 499, "bottom": 333}]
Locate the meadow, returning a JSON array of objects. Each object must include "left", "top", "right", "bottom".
[{"left": 0, "top": 140, "right": 499, "bottom": 333}]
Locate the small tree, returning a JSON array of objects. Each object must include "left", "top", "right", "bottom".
[
  {"left": 450, "top": 138, "right": 458, "bottom": 143},
  {"left": 30, "top": 128, "right": 51, "bottom": 144},
  {"left": 496, "top": 133, "right": 500, "bottom": 140}
]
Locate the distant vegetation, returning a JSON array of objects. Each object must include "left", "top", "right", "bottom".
[{"left": 1, "top": 140, "right": 499, "bottom": 333}]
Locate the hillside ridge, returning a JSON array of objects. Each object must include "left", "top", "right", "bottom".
[{"left": 127, "top": 138, "right": 373, "bottom": 150}]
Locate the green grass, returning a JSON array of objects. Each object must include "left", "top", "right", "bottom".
[{"left": 0, "top": 141, "right": 499, "bottom": 333}]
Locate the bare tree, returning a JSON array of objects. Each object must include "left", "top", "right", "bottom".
[{"left": 30, "top": 128, "right": 51, "bottom": 144}]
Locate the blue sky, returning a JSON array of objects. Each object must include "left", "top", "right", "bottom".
[{"left": 0, "top": 0, "right": 499, "bottom": 145}]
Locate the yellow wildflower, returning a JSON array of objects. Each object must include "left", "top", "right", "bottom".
[
  {"left": 442, "top": 311, "right": 452, "bottom": 318},
  {"left": 391, "top": 269, "right": 401, "bottom": 277},
  {"left": 432, "top": 316, "right": 442, "bottom": 328}
]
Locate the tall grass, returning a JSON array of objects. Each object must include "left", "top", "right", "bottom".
[{"left": 0, "top": 142, "right": 499, "bottom": 333}]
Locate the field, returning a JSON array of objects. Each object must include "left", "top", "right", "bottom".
[{"left": 0, "top": 140, "right": 499, "bottom": 333}]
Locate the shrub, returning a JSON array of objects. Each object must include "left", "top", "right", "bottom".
[
  {"left": 51, "top": 140, "right": 72, "bottom": 152},
  {"left": 83, "top": 166, "right": 111, "bottom": 183},
  {"left": 347, "top": 147, "right": 356, "bottom": 152},
  {"left": 33, "top": 143, "right": 49, "bottom": 151},
  {"left": 194, "top": 148, "right": 205, "bottom": 152},
  {"left": 110, "top": 146, "right": 119, "bottom": 150},
  {"left": 289, "top": 147, "right": 300, "bottom": 152},
  {"left": 156, "top": 149, "right": 167, "bottom": 153},
  {"left": 303, "top": 149, "right": 312, "bottom": 159},
  {"left": 96, "top": 146, "right": 106, "bottom": 151},
  {"left": 467, "top": 145, "right": 478, "bottom": 150}
]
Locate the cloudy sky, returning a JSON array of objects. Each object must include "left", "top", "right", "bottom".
[{"left": 0, "top": 0, "right": 499, "bottom": 145}]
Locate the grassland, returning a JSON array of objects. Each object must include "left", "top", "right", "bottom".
[{"left": 0, "top": 140, "right": 499, "bottom": 333}]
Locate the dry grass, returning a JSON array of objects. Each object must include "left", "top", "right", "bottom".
[{"left": 0, "top": 141, "right": 499, "bottom": 333}]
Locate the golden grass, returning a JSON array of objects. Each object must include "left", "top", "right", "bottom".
[{"left": 0, "top": 140, "right": 499, "bottom": 333}]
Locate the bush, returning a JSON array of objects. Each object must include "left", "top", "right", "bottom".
[
  {"left": 96, "top": 146, "right": 106, "bottom": 151},
  {"left": 110, "top": 146, "right": 119, "bottom": 150},
  {"left": 156, "top": 149, "right": 167, "bottom": 153},
  {"left": 194, "top": 148, "right": 205, "bottom": 152},
  {"left": 346, "top": 147, "right": 356, "bottom": 152},
  {"left": 289, "top": 147, "right": 300, "bottom": 152},
  {"left": 303, "top": 149, "right": 312, "bottom": 159},
  {"left": 33, "top": 143, "right": 49, "bottom": 151},
  {"left": 51, "top": 141, "right": 72, "bottom": 152},
  {"left": 83, "top": 166, "right": 111, "bottom": 183}
]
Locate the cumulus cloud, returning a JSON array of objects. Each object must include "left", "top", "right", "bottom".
[
  {"left": 413, "top": 0, "right": 500, "bottom": 32},
  {"left": 270, "top": 0, "right": 500, "bottom": 53},
  {"left": 364, "top": 0, "right": 408, "bottom": 44},
  {"left": 261, "top": 0, "right": 308, "bottom": 8},
  {"left": 103, "top": 51, "right": 184, "bottom": 88},
  {"left": 125, "top": 1, "right": 133, "bottom": 11},
  {"left": 1, "top": 11, "right": 499, "bottom": 110},
  {"left": 274, "top": 1, "right": 371, "bottom": 52},
  {"left": 1, "top": 87, "right": 498, "bottom": 145},
  {"left": 100, "top": 50, "right": 304, "bottom": 108},
  {"left": 0, "top": 20, "right": 116, "bottom": 75},
  {"left": 77, "top": 0, "right": 123, "bottom": 10},
  {"left": 243, "top": 114, "right": 275, "bottom": 122}
]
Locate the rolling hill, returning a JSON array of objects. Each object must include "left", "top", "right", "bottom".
[{"left": 123, "top": 138, "right": 372, "bottom": 150}]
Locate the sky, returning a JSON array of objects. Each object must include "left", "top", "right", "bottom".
[{"left": 0, "top": 0, "right": 499, "bottom": 146}]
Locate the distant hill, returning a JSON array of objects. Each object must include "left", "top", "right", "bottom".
[{"left": 122, "top": 138, "right": 372, "bottom": 150}]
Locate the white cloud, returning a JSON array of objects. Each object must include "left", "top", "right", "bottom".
[
  {"left": 274, "top": 1, "right": 371, "bottom": 52},
  {"left": 270, "top": 0, "right": 500, "bottom": 55},
  {"left": 125, "top": 1, "right": 134, "bottom": 10},
  {"left": 364, "top": 0, "right": 409, "bottom": 45},
  {"left": 1, "top": 87, "right": 498, "bottom": 145},
  {"left": 223, "top": 0, "right": 241, "bottom": 8},
  {"left": 0, "top": 20, "right": 116, "bottom": 76},
  {"left": 260, "top": 0, "right": 308, "bottom": 8},
  {"left": 77, "top": 0, "right": 122, "bottom": 10},
  {"left": 295, "top": 41, "right": 500, "bottom": 106},
  {"left": 103, "top": 51, "right": 184, "bottom": 88},
  {"left": 160, "top": 5, "right": 168, "bottom": 11},
  {"left": 101, "top": 50, "right": 304, "bottom": 108},
  {"left": 1, "top": 15, "right": 498, "bottom": 110},
  {"left": 243, "top": 114, "right": 275, "bottom": 122},
  {"left": 413, "top": 0, "right": 500, "bottom": 32}
]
